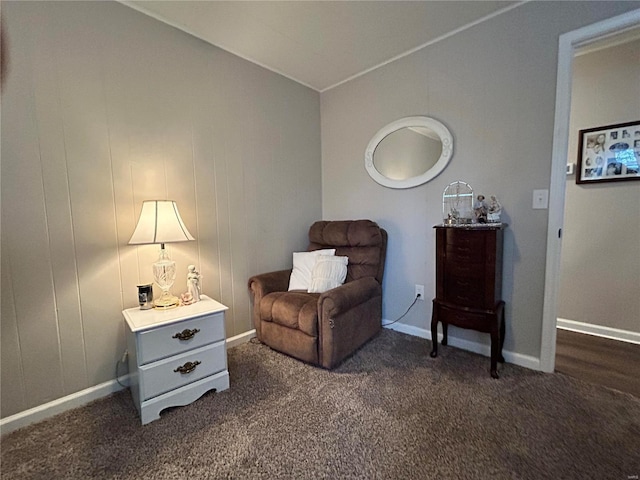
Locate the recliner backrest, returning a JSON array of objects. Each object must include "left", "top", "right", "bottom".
[{"left": 307, "top": 220, "right": 387, "bottom": 284}]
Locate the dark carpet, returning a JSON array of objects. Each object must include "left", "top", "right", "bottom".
[{"left": 2, "top": 329, "right": 639, "bottom": 479}]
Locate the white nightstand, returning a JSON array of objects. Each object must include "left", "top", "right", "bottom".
[{"left": 123, "top": 295, "right": 229, "bottom": 425}]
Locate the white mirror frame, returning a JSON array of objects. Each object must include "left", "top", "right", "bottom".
[{"left": 365, "top": 116, "right": 453, "bottom": 189}]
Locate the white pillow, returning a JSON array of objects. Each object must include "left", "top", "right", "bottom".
[
  {"left": 288, "top": 249, "right": 336, "bottom": 291},
  {"left": 308, "top": 255, "right": 348, "bottom": 293}
]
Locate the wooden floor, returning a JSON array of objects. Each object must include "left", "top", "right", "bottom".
[{"left": 555, "top": 328, "right": 640, "bottom": 398}]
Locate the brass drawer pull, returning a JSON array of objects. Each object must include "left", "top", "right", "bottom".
[
  {"left": 174, "top": 361, "right": 201, "bottom": 374},
  {"left": 172, "top": 328, "right": 200, "bottom": 341}
]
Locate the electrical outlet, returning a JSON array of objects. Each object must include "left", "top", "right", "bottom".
[{"left": 415, "top": 284, "right": 425, "bottom": 300}]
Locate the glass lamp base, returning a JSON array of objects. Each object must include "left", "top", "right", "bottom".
[
  {"left": 154, "top": 291, "right": 179, "bottom": 309},
  {"left": 153, "top": 246, "right": 179, "bottom": 309}
]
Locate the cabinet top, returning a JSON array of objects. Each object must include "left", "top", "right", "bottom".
[
  {"left": 123, "top": 295, "right": 228, "bottom": 332},
  {"left": 434, "top": 223, "right": 507, "bottom": 230}
]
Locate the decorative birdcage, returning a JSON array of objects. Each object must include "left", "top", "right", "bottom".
[{"left": 442, "top": 181, "right": 473, "bottom": 225}]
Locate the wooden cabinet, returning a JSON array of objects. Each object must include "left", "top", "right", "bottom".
[
  {"left": 430, "top": 225, "right": 506, "bottom": 378},
  {"left": 124, "top": 295, "right": 229, "bottom": 424}
]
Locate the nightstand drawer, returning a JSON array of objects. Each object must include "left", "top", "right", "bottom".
[
  {"left": 138, "top": 313, "right": 225, "bottom": 365},
  {"left": 140, "top": 341, "right": 226, "bottom": 400}
]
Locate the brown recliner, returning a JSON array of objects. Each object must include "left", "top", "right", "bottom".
[{"left": 248, "top": 220, "right": 387, "bottom": 369}]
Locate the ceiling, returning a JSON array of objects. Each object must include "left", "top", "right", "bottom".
[{"left": 121, "top": 1, "right": 520, "bottom": 92}]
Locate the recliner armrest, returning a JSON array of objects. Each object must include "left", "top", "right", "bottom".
[
  {"left": 248, "top": 269, "right": 292, "bottom": 297},
  {"left": 318, "top": 277, "right": 381, "bottom": 318},
  {"left": 248, "top": 269, "right": 292, "bottom": 339}
]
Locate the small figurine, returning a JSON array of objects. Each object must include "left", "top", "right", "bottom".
[
  {"left": 186, "top": 265, "right": 202, "bottom": 303},
  {"left": 488, "top": 195, "right": 502, "bottom": 223},
  {"left": 474, "top": 195, "right": 488, "bottom": 223},
  {"left": 180, "top": 291, "right": 194, "bottom": 306}
]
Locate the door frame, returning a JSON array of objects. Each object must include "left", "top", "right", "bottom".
[{"left": 540, "top": 8, "right": 640, "bottom": 373}]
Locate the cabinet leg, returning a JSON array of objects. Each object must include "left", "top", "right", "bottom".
[
  {"left": 499, "top": 303, "right": 506, "bottom": 363},
  {"left": 489, "top": 302, "right": 506, "bottom": 378},
  {"left": 490, "top": 311, "right": 500, "bottom": 378},
  {"left": 430, "top": 302, "right": 438, "bottom": 358},
  {"left": 441, "top": 322, "right": 448, "bottom": 346},
  {"left": 490, "top": 331, "right": 500, "bottom": 379}
]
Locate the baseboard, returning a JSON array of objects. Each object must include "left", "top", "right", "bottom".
[
  {"left": 0, "top": 375, "right": 130, "bottom": 436},
  {"left": 557, "top": 318, "right": 640, "bottom": 345},
  {"left": 1, "top": 330, "right": 258, "bottom": 436},
  {"left": 383, "top": 321, "right": 541, "bottom": 371},
  {"left": 226, "top": 329, "right": 256, "bottom": 348}
]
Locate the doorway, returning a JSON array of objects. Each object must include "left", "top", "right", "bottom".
[{"left": 540, "top": 8, "right": 640, "bottom": 374}]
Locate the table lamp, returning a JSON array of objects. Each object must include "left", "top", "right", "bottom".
[{"left": 129, "top": 200, "right": 195, "bottom": 309}]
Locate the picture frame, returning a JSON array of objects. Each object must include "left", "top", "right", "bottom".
[{"left": 576, "top": 120, "right": 640, "bottom": 184}]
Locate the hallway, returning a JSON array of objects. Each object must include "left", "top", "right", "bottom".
[{"left": 555, "top": 328, "right": 640, "bottom": 398}]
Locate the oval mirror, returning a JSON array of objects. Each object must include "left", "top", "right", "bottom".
[{"left": 365, "top": 116, "right": 453, "bottom": 189}]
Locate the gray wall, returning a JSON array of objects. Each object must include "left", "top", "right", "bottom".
[
  {"left": 320, "top": 1, "right": 640, "bottom": 359},
  {"left": 559, "top": 39, "right": 640, "bottom": 332},
  {"left": 1, "top": 1, "right": 321, "bottom": 418}
]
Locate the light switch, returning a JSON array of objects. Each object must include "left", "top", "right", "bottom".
[{"left": 533, "top": 189, "right": 549, "bottom": 209}]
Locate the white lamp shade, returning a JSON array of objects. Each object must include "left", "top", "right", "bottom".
[{"left": 129, "top": 200, "right": 195, "bottom": 245}]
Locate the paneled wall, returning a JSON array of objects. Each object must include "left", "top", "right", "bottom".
[{"left": 1, "top": 1, "right": 321, "bottom": 418}]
